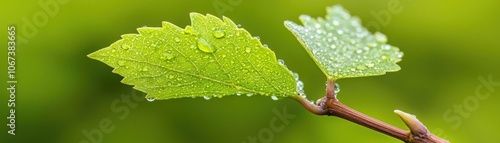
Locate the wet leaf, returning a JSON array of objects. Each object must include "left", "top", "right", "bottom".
[
  {"left": 285, "top": 5, "right": 403, "bottom": 80},
  {"left": 89, "top": 13, "right": 297, "bottom": 100}
]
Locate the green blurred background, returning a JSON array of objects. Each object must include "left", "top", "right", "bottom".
[{"left": 1, "top": 0, "right": 499, "bottom": 142}]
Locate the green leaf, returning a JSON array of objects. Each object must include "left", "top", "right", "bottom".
[
  {"left": 88, "top": 13, "right": 297, "bottom": 100},
  {"left": 285, "top": 5, "right": 403, "bottom": 80}
]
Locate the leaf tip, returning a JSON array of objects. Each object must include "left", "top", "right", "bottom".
[{"left": 87, "top": 49, "right": 104, "bottom": 61}]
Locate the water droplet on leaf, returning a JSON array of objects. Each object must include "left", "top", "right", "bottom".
[
  {"left": 299, "top": 91, "right": 306, "bottom": 98},
  {"left": 365, "top": 63, "right": 375, "bottom": 68},
  {"left": 337, "top": 30, "right": 344, "bottom": 34},
  {"left": 246, "top": 93, "right": 253, "bottom": 97},
  {"left": 296, "top": 81, "right": 304, "bottom": 90},
  {"left": 333, "top": 20, "right": 340, "bottom": 26},
  {"left": 245, "top": 47, "right": 251, "bottom": 53},
  {"left": 184, "top": 26, "right": 195, "bottom": 35},
  {"left": 374, "top": 32, "right": 387, "bottom": 43},
  {"left": 381, "top": 55, "right": 390, "bottom": 60},
  {"left": 162, "top": 52, "right": 175, "bottom": 60},
  {"left": 121, "top": 44, "right": 131, "bottom": 50},
  {"left": 277, "top": 59, "right": 285, "bottom": 65},
  {"left": 235, "top": 86, "right": 242, "bottom": 90},
  {"left": 117, "top": 60, "right": 125, "bottom": 66},
  {"left": 203, "top": 96, "right": 211, "bottom": 100},
  {"left": 174, "top": 37, "right": 180, "bottom": 42},
  {"left": 314, "top": 23, "right": 321, "bottom": 28},
  {"left": 397, "top": 52, "right": 404, "bottom": 58},
  {"left": 146, "top": 97, "right": 156, "bottom": 102},
  {"left": 356, "top": 65, "right": 366, "bottom": 70},
  {"left": 271, "top": 96, "right": 279, "bottom": 101},
  {"left": 213, "top": 30, "right": 225, "bottom": 38},
  {"left": 292, "top": 72, "right": 299, "bottom": 80},
  {"left": 367, "top": 42, "right": 377, "bottom": 48},
  {"left": 334, "top": 83, "right": 340, "bottom": 95},
  {"left": 197, "top": 38, "right": 216, "bottom": 53},
  {"left": 330, "top": 45, "right": 336, "bottom": 49}
]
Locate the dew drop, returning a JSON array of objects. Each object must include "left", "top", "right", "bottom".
[
  {"left": 245, "top": 47, "right": 251, "bottom": 53},
  {"left": 374, "top": 32, "right": 387, "bottom": 43},
  {"left": 316, "top": 29, "right": 323, "bottom": 34},
  {"left": 203, "top": 96, "right": 211, "bottom": 100},
  {"left": 356, "top": 49, "right": 363, "bottom": 54},
  {"left": 197, "top": 38, "right": 216, "bottom": 53},
  {"left": 121, "top": 44, "right": 131, "bottom": 50},
  {"left": 334, "top": 83, "right": 340, "bottom": 95},
  {"left": 296, "top": 81, "right": 304, "bottom": 90},
  {"left": 298, "top": 91, "right": 306, "bottom": 98},
  {"left": 314, "top": 23, "right": 321, "bottom": 28},
  {"left": 337, "top": 30, "right": 344, "bottom": 34},
  {"left": 330, "top": 45, "right": 337, "bottom": 49},
  {"left": 246, "top": 93, "right": 253, "bottom": 97},
  {"left": 397, "top": 52, "right": 404, "bottom": 58},
  {"left": 356, "top": 65, "right": 366, "bottom": 70},
  {"left": 213, "top": 30, "right": 225, "bottom": 38},
  {"left": 350, "top": 39, "right": 356, "bottom": 44},
  {"left": 235, "top": 86, "right": 242, "bottom": 90},
  {"left": 184, "top": 26, "right": 195, "bottom": 35},
  {"left": 146, "top": 97, "right": 156, "bottom": 102},
  {"left": 277, "top": 59, "right": 285, "bottom": 65},
  {"left": 236, "top": 92, "right": 242, "bottom": 96},
  {"left": 117, "top": 60, "right": 125, "bottom": 66},
  {"left": 292, "top": 72, "right": 299, "bottom": 80},
  {"left": 367, "top": 42, "right": 377, "bottom": 48},
  {"left": 237, "top": 24, "right": 242, "bottom": 28},
  {"left": 271, "top": 96, "right": 279, "bottom": 101},
  {"left": 383, "top": 45, "right": 391, "bottom": 50},
  {"left": 365, "top": 63, "right": 375, "bottom": 68},
  {"left": 174, "top": 37, "right": 180, "bottom": 42},
  {"left": 333, "top": 20, "right": 340, "bottom": 26},
  {"left": 254, "top": 36, "right": 260, "bottom": 40},
  {"left": 163, "top": 52, "right": 175, "bottom": 60},
  {"left": 381, "top": 55, "right": 390, "bottom": 60}
]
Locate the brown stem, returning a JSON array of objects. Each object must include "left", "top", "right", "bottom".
[
  {"left": 294, "top": 80, "right": 450, "bottom": 143},
  {"left": 292, "top": 96, "right": 327, "bottom": 115},
  {"left": 325, "top": 98, "right": 409, "bottom": 141}
]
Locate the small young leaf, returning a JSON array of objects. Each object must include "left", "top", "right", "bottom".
[
  {"left": 88, "top": 13, "right": 297, "bottom": 100},
  {"left": 285, "top": 5, "right": 403, "bottom": 80}
]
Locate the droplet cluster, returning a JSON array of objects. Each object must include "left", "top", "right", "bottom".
[
  {"left": 91, "top": 13, "right": 298, "bottom": 101},
  {"left": 284, "top": 5, "right": 403, "bottom": 79},
  {"left": 278, "top": 59, "right": 306, "bottom": 100}
]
